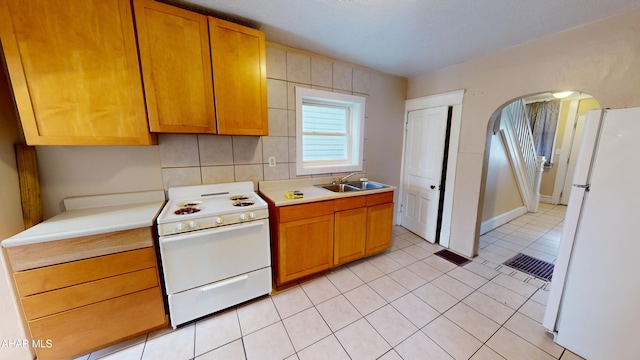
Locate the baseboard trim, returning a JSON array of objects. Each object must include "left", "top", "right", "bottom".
[
  {"left": 540, "top": 195, "right": 560, "bottom": 205},
  {"left": 480, "top": 206, "right": 527, "bottom": 235}
]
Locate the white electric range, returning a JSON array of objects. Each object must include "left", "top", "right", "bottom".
[{"left": 156, "top": 181, "right": 272, "bottom": 328}]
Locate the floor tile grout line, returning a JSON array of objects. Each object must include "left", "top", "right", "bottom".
[
  {"left": 481, "top": 287, "right": 563, "bottom": 360},
  {"left": 84, "top": 213, "right": 571, "bottom": 360}
]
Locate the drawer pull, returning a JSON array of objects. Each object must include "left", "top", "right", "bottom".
[{"left": 199, "top": 275, "right": 249, "bottom": 292}]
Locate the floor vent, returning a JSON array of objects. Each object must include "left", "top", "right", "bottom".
[
  {"left": 434, "top": 249, "right": 470, "bottom": 266},
  {"left": 503, "top": 253, "right": 554, "bottom": 282}
]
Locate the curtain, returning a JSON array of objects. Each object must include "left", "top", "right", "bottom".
[{"left": 526, "top": 100, "right": 560, "bottom": 167}]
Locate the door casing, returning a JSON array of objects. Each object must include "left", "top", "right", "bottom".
[{"left": 399, "top": 90, "right": 464, "bottom": 247}]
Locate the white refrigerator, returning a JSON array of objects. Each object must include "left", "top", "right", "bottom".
[{"left": 543, "top": 107, "right": 640, "bottom": 359}]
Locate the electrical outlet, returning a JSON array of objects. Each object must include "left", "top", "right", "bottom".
[{"left": 268, "top": 156, "right": 276, "bottom": 167}]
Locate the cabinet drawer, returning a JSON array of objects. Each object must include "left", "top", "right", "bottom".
[
  {"left": 29, "top": 287, "right": 166, "bottom": 360},
  {"left": 278, "top": 200, "right": 334, "bottom": 223},
  {"left": 14, "top": 247, "right": 157, "bottom": 297},
  {"left": 21, "top": 267, "right": 159, "bottom": 321},
  {"left": 366, "top": 191, "right": 393, "bottom": 206},
  {"left": 334, "top": 195, "right": 367, "bottom": 211}
]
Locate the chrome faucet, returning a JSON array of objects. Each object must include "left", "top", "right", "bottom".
[{"left": 339, "top": 172, "right": 359, "bottom": 183}]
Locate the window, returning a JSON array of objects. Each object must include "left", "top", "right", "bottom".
[
  {"left": 526, "top": 100, "right": 561, "bottom": 168},
  {"left": 295, "top": 87, "right": 365, "bottom": 175}
]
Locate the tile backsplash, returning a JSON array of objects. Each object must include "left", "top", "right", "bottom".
[{"left": 158, "top": 44, "right": 371, "bottom": 190}]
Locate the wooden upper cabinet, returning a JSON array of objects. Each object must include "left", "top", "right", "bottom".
[
  {"left": 209, "top": 18, "right": 268, "bottom": 135},
  {"left": 133, "top": 0, "right": 217, "bottom": 133},
  {"left": 0, "top": 0, "right": 156, "bottom": 145}
]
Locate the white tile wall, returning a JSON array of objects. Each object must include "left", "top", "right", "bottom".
[{"left": 158, "top": 45, "right": 372, "bottom": 189}]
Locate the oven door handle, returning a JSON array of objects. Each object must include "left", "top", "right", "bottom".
[
  {"left": 199, "top": 274, "right": 249, "bottom": 292},
  {"left": 160, "top": 220, "right": 265, "bottom": 244}
]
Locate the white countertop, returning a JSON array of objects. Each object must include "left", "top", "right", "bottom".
[
  {"left": 2, "top": 190, "right": 166, "bottom": 248},
  {"left": 258, "top": 177, "right": 396, "bottom": 206}
]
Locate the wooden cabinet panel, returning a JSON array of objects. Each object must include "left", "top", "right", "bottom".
[
  {"left": 278, "top": 214, "right": 334, "bottom": 284},
  {"left": 6, "top": 227, "right": 154, "bottom": 272},
  {"left": 29, "top": 287, "right": 166, "bottom": 360},
  {"left": 0, "top": 0, "right": 155, "bottom": 145},
  {"left": 209, "top": 17, "right": 268, "bottom": 135},
  {"left": 366, "top": 191, "right": 394, "bottom": 206},
  {"left": 365, "top": 202, "right": 394, "bottom": 255},
  {"left": 334, "top": 208, "right": 367, "bottom": 266},
  {"left": 21, "top": 267, "right": 159, "bottom": 321},
  {"left": 133, "top": 0, "right": 216, "bottom": 133},
  {"left": 278, "top": 200, "right": 334, "bottom": 223},
  {"left": 334, "top": 196, "right": 367, "bottom": 211},
  {"left": 13, "top": 247, "right": 157, "bottom": 297}
]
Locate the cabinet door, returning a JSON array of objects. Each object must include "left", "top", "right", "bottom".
[
  {"left": 133, "top": 0, "right": 216, "bottom": 133},
  {"left": 278, "top": 214, "right": 334, "bottom": 284},
  {"left": 365, "top": 202, "right": 394, "bottom": 255},
  {"left": 334, "top": 208, "right": 367, "bottom": 266},
  {"left": 209, "top": 17, "right": 268, "bottom": 135},
  {"left": 0, "top": 0, "right": 155, "bottom": 145}
]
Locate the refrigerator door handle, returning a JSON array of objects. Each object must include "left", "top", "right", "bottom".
[{"left": 572, "top": 183, "right": 590, "bottom": 191}]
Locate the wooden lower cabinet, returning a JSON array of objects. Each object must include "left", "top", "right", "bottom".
[
  {"left": 268, "top": 191, "right": 394, "bottom": 287},
  {"left": 9, "top": 244, "right": 167, "bottom": 360},
  {"left": 278, "top": 214, "right": 334, "bottom": 284},
  {"left": 365, "top": 202, "right": 395, "bottom": 255},
  {"left": 28, "top": 287, "right": 165, "bottom": 360},
  {"left": 334, "top": 197, "right": 367, "bottom": 266}
]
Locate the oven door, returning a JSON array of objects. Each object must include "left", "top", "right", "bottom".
[{"left": 159, "top": 219, "right": 270, "bottom": 295}]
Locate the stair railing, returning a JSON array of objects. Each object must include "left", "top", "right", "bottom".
[{"left": 498, "top": 99, "right": 544, "bottom": 212}]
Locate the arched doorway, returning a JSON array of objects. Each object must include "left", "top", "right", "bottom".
[{"left": 476, "top": 91, "right": 599, "bottom": 270}]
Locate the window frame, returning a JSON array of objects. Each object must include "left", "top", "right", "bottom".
[{"left": 295, "top": 87, "right": 365, "bottom": 176}]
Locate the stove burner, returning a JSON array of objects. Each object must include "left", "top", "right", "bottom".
[
  {"left": 182, "top": 202, "right": 201, "bottom": 207},
  {"left": 178, "top": 200, "right": 202, "bottom": 207},
  {"left": 174, "top": 206, "right": 201, "bottom": 215},
  {"left": 232, "top": 200, "right": 254, "bottom": 207},
  {"left": 229, "top": 194, "right": 251, "bottom": 201}
]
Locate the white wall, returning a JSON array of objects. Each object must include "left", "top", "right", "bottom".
[
  {"left": 36, "top": 146, "right": 163, "bottom": 218},
  {"left": 408, "top": 8, "right": 640, "bottom": 257},
  {"left": 364, "top": 72, "right": 407, "bottom": 201},
  {"left": 481, "top": 125, "right": 523, "bottom": 224}
]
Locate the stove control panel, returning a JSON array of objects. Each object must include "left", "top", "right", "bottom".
[{"left": 159, "top": 209, "right": 269, "bottom": 236}]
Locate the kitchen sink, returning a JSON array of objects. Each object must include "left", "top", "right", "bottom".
[
  {"left": 345, "top": 181, "right": 387, "bottom": 190},
  {"left": 319, "top": 183, "right": 361, "bottom": 192},
  {"left": 316, "top": 181, "right": 388, "bottom": 193}
]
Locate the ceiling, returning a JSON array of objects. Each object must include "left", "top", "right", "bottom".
[{"left": 166, "top": 0, "right": 640, "bottom": 78}]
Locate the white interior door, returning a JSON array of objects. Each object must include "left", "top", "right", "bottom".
[
  {"left": 400, "top": 107, "right": 448, "bottom": 243},
  {"left": 559, "top": 114, "right": 586, "bottom": 205}
]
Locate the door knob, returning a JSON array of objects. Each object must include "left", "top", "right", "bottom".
[{"left": 430, "top": 185, "right": 436, "bottom": 189}]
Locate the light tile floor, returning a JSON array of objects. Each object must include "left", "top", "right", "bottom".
[{"left": 78, "top": 203, "right": 585, "bottom": 360}]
